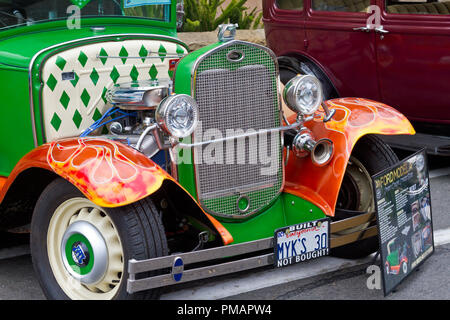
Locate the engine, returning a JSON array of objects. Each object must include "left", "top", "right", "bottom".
[
  {"left": 87, "top": 78, "right": 199, "bottom": 174},
  {"left": 87, "top": 79, "right": 173, "bottom": 171}
]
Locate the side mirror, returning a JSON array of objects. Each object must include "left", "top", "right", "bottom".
[{"left": 176, "top": 0, "right": 184, "bottom": 31}]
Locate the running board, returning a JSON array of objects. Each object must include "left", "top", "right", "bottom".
[
  {"left": 379, "top": 134, "right": 450, "bottom": 156},
  {"left": 127, "top": 212, "right": 376, "bottom": 293}
]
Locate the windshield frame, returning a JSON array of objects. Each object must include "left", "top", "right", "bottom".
[{"left": 0, "top": 0, "right": 177, "bottom": 35}]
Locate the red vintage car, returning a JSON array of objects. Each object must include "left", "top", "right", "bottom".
[{"left": 263, "top": 0, "right": 450, "bottom": 155}]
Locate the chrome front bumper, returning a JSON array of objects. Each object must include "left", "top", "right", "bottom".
[{"left": 126, "top": 212, "right": 377, "bottom": 294}]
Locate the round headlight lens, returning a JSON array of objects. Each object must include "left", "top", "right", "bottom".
[
  {"left": 155, "top": 94, "right": 199, "bottom": 138},
  {"left": 283, "top": 74, "right": 323, "bottom": 115}
]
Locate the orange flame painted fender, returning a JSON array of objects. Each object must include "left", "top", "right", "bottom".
[
  {"left": 284, "top": 98, "right": 416, "bottom": 217},
  {"left": 46, "top": 138, "right": 169, "bottom": 207},
  {"left": 0, "top": 138, "right": 233, "bottom": 244}
]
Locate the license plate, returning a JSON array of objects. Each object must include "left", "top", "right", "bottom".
[{"left": 274, "top": 218, "right": 330, "bottom": 268}]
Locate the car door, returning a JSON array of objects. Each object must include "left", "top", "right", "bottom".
[
  {"left": 304, "top": 0, "right": 380, "bottom": 99},
  {"left": 375, "top": 0, "right": 450, "bottom": 124},
  {"left": 263, "top": 0, "right": 307, "bottom": 57}
]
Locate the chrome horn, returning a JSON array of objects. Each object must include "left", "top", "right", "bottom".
[
  {"left": 311, "top": 138, "right": 334, "bottom": 166},
  {"left": 292, "top": 129, "right": 334, "bottom": 166}
]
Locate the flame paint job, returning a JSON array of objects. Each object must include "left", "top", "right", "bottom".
[
  {"left": 0, "top": 138, "right": 233, "bottom": 245},
  {"left": 284, "top": 98, "right": 415, "bottom": 217},
  {"left": 46, "top": 138, "right": 170, "bottom": 207}
]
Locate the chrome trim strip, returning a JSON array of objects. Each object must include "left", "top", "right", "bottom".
[
  {"left": 28, "top": 33, "right": 188, "bottom": 147},
  {"left": 96, "top": 54, "right": 186, "bottom": 60},
  {"left": 175, "top": 120, "right": 302, "bottom": 149},
  {"left": 128, "top": 253, "right": 273, "bottom": 292},
  {"left": 127, "top": 236, "right": 274, "bottom": 292},
  {"left": 129, "top": 236, "right": 273, "bottom": 274},
  {"left": 200, "top": 181, "right": 277, "bottom": 200}
]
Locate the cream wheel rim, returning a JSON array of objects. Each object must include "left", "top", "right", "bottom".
[{"left": 47, "top": 198, "right": 124, "bottom": 300}]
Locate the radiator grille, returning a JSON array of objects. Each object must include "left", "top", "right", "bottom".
[{"left": 192, "top": 42, "right": 283, "bottom": 218}]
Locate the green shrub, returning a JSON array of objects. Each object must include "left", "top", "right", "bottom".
[
  {"left": 182, "top": 0, "right": 262, "bottom": 32},
  {"left": 229, "top": 6, "right": 262, "bottom": 30}
]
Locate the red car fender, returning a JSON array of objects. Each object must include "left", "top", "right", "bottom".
[
  {"left": 0, "top": 138, "right": 233, "bottom": 245},
  {"left": 284, "top": 98, "right": 415, "bottom": 217}
]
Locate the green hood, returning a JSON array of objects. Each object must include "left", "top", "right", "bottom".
[{"left": 0, "top": 20, "right": 178, "bottom": 68}]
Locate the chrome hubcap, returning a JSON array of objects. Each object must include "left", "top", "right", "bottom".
[{"left": 61, "top": 221, "right": 108, "bottom": 285}]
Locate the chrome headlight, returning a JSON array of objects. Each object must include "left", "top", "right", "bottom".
[
  {"left": 283, "top": 75, "right": 323, "bottom": 115},
  {"left": 155, "top": 94, "right": 199, "bottom": 138}
]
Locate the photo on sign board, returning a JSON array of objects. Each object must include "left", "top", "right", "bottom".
[
  {"left": 420, "top": 195, "right": 431, "bottom": 221},
  {"left": 411, "top": 200, "right": 421, "bottom": 231},
  {"left": 422, "top": 224, "right": 432, "bottom": 248},
  {"left": 384, "top": 236, "right": 410, "bottom": 276},
  {"left": 412, "top": 230, "right": 422, "bottom": 258}
]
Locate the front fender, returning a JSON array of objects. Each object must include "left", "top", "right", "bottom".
[
  {"left": 0, "top": 137, "right": 233, "bottom": 245},
  {"left": 45, "top": 138, "right": 171, "bottom": 207},
  {"left": 0, "top": 138, "right": 171, "bottom": 207},
  {"left": 284, "top": 98, "right": 415, "bottom": 216}
]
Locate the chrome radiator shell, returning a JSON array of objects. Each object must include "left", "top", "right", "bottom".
[{"left": 190, "top": 41, "right": 284, "bottom": 218}]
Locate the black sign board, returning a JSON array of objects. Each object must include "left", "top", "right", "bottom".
[{"left": 372, "top": 149, "right": 434, "bottom": 296}]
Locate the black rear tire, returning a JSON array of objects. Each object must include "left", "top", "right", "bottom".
[
  {"left": 278, "top": 56, "right": 338, "bottom": 100},
  {"left": 331, "top": 135, "right": 399, "bottom": 259},
  {"left": 31, "top": 178, "right": 168, "bottom": 300}
]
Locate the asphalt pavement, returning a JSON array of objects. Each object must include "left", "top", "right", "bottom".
[
  {"left": 0, "top": 153, "right": 447, "bottom": 300},
  {"left": 227, "top": 243, "right": 450, "bottom": 300}
]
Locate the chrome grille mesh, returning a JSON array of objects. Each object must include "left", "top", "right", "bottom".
[{"left": 192, "top": 42, "right": 283, "bottom": 218}]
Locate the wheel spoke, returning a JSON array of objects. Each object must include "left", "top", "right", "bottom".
[
  {"left": 108, "top": 253, "right": 124, "bottom": 272},
  {"left": 87, "top": 208, "right": 104, "bottom": 225},
  {"left": 84, "top": 283, "right": 102, "bottom": 293},
  {"left": 78, "top": 208, "right": 90, "bottom": 220},
  {"left": 97, "top": 216, "right": 114, "bottom": 233},
  {"left": 68, "top": 214, "right": 78, "bottom": 226},
  {"left": 94, "top": 282, "right": 112, "bottom": 293},
  {"left": 102, "top": 272, "right": 122, "bottom": 286},
  {"left": 102, "top": 228, "right": 120, "bottom": 244}
]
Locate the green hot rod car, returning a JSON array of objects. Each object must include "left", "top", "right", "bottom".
[{"left": 0, "top": 0, "right": 415, "bottom": 299}]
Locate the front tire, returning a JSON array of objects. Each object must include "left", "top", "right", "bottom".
[
  {"left": 331, "top": 135, "right": 399, "bottom": 259},
  {"left": 31, "top": 178, "right": 168, "bottom": 300}
]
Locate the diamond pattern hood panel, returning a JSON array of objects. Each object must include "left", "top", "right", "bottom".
[{"left": 41, "top": 39, "right": 187, "bottom": 142}]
